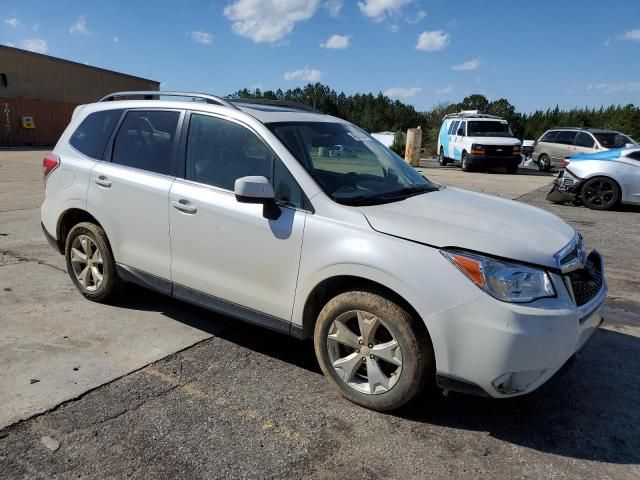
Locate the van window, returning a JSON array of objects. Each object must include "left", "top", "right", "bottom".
[
  {"left": 448, "top": 121, "right": 459, "bottom": 135},
  {"left": 540, "top": 131, "right": 558, "bottom": 143},
  {"left": 112, "top": 110, "right": 180, "bottom": 175},
  {"left": 0, "top": 73, "right": 7, "bottom": 88},
  {"left": 457, "top": 122, "right": 466, "bottom": 136},
  {"left": 554, "top": 131, "right": 577, "bottom": 145},
  {"left": 186, "top": 114, "right": 305, "bottom": 208},
  {"left": 574, "top": 132, "right": 595, "bottom": 148},
  {"left": 69, "top": 109, "right": 124, "bottom": 160}
]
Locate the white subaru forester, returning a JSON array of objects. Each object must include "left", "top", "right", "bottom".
[{"left": 41, "top": 92, "right": 607, "bottom": 411}]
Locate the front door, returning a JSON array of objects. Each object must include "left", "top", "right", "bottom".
[{"left": 169, "top": 112, "right": 307, "bottom": 323}]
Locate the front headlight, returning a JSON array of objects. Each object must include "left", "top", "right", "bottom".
[{"left": 441, "top": 249, "right": 555, "bottom": 303}]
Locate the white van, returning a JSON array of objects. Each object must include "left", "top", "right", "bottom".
[{"left": 437, "top": 111, "right": 522, "bottom": 173}]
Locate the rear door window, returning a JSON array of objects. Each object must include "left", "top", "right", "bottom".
[
  {"left": 574, "top": 132, "right": 595, "bottom": 148},
  {"left": 554, "top": 131, "right": 578, "bottom": 145},
  {"left": 111, "top": 110, "right": 180, "bottom": 175},
  {"left": 69, "top": 109, "right": 123, "bottom": 159},
  {"left": 540, "top": 131, "right": 558, "bottom": 143}
]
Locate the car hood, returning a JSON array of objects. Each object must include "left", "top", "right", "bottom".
[
  {"left": 466, "top": 137, "right": 521, "bottom": 146},
  {"left": 359, "top": 187, "right": 575, "bottom": 269}
]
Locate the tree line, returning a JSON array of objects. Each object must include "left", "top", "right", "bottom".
[{"left": 231, "top": 83, "right": 640, "bottom": 154}]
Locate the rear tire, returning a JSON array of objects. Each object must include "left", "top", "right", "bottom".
[
  {"left": 314, "top": 290, "right": 433, "bottom": 411},
  {"left": 581, "top": 176, "right": 620, "bottom": 210},
  {"left": 65, "top": 222, "right": 119, "bottom": 302},
  {"left": 438, "top": 147, "right": 448, "bottom": 166},
  {"left": 538, "top": 154, "right": 551, "bottom": 172}
]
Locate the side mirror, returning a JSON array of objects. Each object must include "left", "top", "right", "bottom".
[
  {"left": 456, "top": 128, "right": 464, "bottom": 136},
  {"left": 234, "top": 176, "right": 275, "bottom": 203},
  {"left": 234, "top": 176, "right": 280, "bottom": 220}
]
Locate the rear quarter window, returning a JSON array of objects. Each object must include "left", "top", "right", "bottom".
[{"left": 69, "top": 109, "right": 123, "bottom": 159}]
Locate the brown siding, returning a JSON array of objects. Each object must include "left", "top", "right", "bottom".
[
  {"left": 0, "top": 97, "right": 76, "bottom": 146},
  {"left": 0, "top": 46, "right": 159, "bottom": 104}
]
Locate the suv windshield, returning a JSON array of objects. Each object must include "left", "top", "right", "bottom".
[
  {"left": 267, "top": 122, "right": 436, "bottom": 205},
  {"left": 593, "top": 132, "right": 637, "bottom": 148},
  {"left": 467, "top": 121, "right": 513, "bottom": 137}
]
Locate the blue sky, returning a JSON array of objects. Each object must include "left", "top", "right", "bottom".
[{"left": 2, "top": 0, "right": 639, "bottom": 112}]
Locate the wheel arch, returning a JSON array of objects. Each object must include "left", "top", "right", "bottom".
[
  {"left": 299, "top": 275, "right": 433, "bottom": 351},
  {"left": 56, "top": 208, "right": 104, "bottom": 254}
]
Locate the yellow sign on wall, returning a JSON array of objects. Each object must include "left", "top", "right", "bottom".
[{"left": 21, "top": 116, "right": 36, "bottom": 129}]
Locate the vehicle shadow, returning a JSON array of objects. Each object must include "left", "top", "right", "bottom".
[{"left": 114, "top": 284, "right": 640, "bottom": 465}]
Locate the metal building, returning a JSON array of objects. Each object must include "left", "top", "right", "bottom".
[{"left": 0, "top": 45, "right": 159, "bottom": 146}]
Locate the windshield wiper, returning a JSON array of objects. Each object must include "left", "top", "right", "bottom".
[{"left": 383, "top": 185, "right": 435, "bottom": 199}]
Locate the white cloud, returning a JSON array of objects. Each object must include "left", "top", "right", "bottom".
[
  {"left": 453, "top": 58, "right": 480, "bottom": 71},
  {"left": 358, "top": 0, "right": 411, "bottom": 21},
  {"left": 604, "top": 37, "right": 611, "bottom": 47},
  {"left": 388, "top": 24, "right": 399, "bottom": 33},
  {"left": 4, "top": 18, "right": 20, "bottom": 28},
  {"left": 69, "top": 15, "right": 89, "bottom": 35},
  {"left": 284, "top": 66, "right": 324, "bottom": 82},
  {"left": 191, "top": 31, "right": 214, "bottom": 44},
  {"left": 588, "top": 82, "right": 640, "bottom": 94},
  {"left": 384, "top": 86, "right": 422, "bottom": 98},
  {"left": 437, "top": 85, "right": 453, "bottom": 94},
  {"left": 20, "top": 38, "right": 48, "bottom": 53},
  {"left": 324, "top": 0, "right": 343, "bottom": 17},
  {"left": 622, "top": 28, "right": 640, "bottom": 41},
  {"left": 224, "top": 0, "right": 320, "bottom": 43},
  {"left": 321, "top": 34, "right": 350, "bottom": 49},
  {"left": 416, "top": 30, "right": 449, "bottom": 52},
  {"left": 113, "top": 36, "right": 119, "bottom": 43},
  {"left": 406, "top": 10, "right": 427, "bottom": 24}
]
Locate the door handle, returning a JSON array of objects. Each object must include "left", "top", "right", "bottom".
[
  {"left": 172, "top": 199, "right": 197, "bottom": 214},
  {"left": 94, "top": 175, "right": 111, "bottom": 188}
]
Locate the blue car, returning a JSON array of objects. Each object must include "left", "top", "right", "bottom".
[{"left": 547, "top": 147, "right": 640, "bottom": 210}]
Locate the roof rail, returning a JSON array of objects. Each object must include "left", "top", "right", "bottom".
[
  {"left": 98, "top": 91, "right": 239, "bottom": 110},
  {"left": 228, "top": 97, "right": 320, "bottom": 113},
  {"left": 442, "top": 111, "right": 504, "bottom": 120}
]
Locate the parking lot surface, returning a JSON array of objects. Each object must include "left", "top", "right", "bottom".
[{"left": 1, "top": 151, "right": 639, "bottom": 479}]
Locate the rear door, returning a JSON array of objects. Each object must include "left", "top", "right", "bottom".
[
  {"left": 169, "top": 112, "right": 306, "bottom": 323},
  {"left": 551, "top": 131, "right": 578, "bottom": 162},
  {"left": 87, "top": 109, "right": 183, "bottom": 281}
]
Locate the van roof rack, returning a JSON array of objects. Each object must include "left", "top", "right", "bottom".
[
  {"left": 443, "top": 111, "right": 503, "bottom": 120},
  {"left": 98, "top": 91, "right": 239, "bottom": 110},
  {"left": 228, "top": 98, "right": 321, "bottom": 113}
]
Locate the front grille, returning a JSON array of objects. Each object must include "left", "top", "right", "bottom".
[
  {"left": 485, "top": 145, "right": 513, "bottom": 156},
  {"left": 565, "top": 252, "right": 603, "bottom": 306}
]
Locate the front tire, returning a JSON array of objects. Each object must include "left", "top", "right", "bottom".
[
  {"left": 65, "top": 222, "right": 119, "bottom": 302},
  {"left": 461, "top": 152, "right": 472, "bottom": 172},
  {"left": 314, "top": 291, "right": 433, "bottom": 411},
  {"left": 438, "top": 147, "right": 448, "bottom": 166},
  {"left": 581, "top": 176, "right": 620, "bottom": 210}
]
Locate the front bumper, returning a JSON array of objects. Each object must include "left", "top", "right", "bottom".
[
  {"left": 431, "top": 252, "right": 607, "bottom": 398},
  {"left": 466, "top": 154, "right": 521, "bottom": 167}
]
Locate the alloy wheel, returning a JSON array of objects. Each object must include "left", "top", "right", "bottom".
[
  {"left": 583, "top": 178, "right": 617, "bottom": 209},
  {"left": 70, "top": 235, "right": 105, "bottom": 292},
  {"left": 327, "top": 310, "right": 402, "bottom": 395}
]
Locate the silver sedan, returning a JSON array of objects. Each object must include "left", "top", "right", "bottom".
[{"left": 547, "top": 147, "right": 640, "bottom": 210}]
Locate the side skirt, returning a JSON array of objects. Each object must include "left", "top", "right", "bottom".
[{"left": 115, "top": 263, "right": 305, "bottom": 338}]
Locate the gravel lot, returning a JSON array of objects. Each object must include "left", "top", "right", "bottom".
[{"left": 1, "top": 152, "right": 639, "bottom": 479}]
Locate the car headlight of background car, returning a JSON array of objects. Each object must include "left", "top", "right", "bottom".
[{"left": 441, "top": 249, "right": 555, "bottom": 303}]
